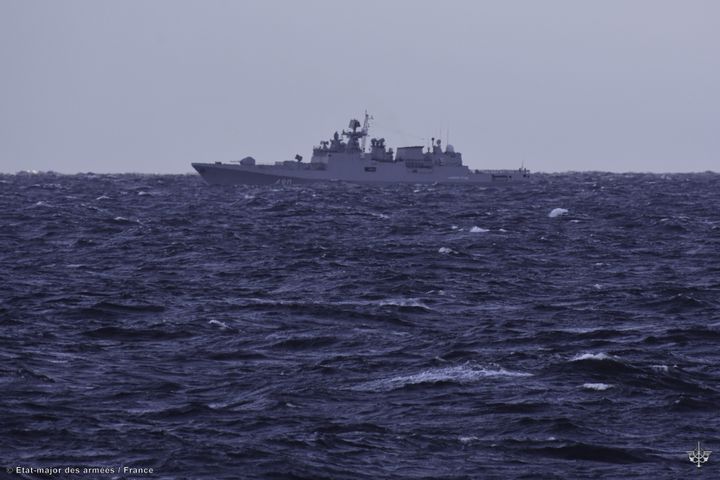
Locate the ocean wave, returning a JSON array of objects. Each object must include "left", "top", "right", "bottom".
[
  {"left": 548, "top": 207, "right": 568, "bottom": 218},
  {"left": 570, "top": 352, "right": 615, "bottom": 362},
  {"left": 527, "top": 442, "right": 649, "bottom": 463},
  {"left": 582, "top": 383, "right": 614, "bottom": 391},
  {"left": 352, "top": 364, "right": 532, "bottom": 392},
  {"left": 208, "top": 319, "right": 230, "bottom": 330},
  {"left": 377, "top": 298, "right": 430, "bottom": 310}
]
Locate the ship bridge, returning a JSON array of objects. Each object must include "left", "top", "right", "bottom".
[{"left": 311, "top": 115, "right": 373, "bottom": 164}]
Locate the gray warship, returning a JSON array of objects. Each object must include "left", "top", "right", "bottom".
[{"left": 192, "top": 114, "right": 530, "bottom": 185}]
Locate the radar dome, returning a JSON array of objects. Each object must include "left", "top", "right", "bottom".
[{"left": 446, "top": 144, "right": 455, "bottom": 153}]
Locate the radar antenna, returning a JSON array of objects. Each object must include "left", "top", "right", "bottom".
[{"left": 360, "top": 110, "right": 373, "bottom": 152}]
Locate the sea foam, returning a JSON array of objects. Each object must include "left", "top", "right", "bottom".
[
  {"left": 571, "top": 352, "right": 614, "bottom": 361},
  {"left": 582, "top": 383, "right": 613, "bottom": 391},
  {"left": 353, "top": 364, "right": 532, "bottom": 392}
]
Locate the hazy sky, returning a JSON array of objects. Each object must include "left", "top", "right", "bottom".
[{"left": 1, "top": 0, "right": 718, "bottom": 173}]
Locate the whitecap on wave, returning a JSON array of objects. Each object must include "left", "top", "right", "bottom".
[
  {"left": 571, "top": 352, "right": 615, "bottom": 361},
  {"left": 470, "top": 226, "right": 489, "bottom": 233},
  {"left": 352, "top": 364, "right": 532, "bottom": 392},
  {"left": 242, "top": 297, "right": 431, "bottom": 311},
  {"left": 548, "top": 208, "right": 568, "bottom": 218},
  {"left": 208, "top": 319, "right": 230, "bottom": 330},
  {"left": 377, "top": 298, "right": 430, "bottom": 310},
  {"left": 459, "top": 436, "right": 479, "bottom": 444},
  {"left": 582, "top": 383, "right": 613, "bottom": 391},
  {"left": 438, "top": 247, "right": 455, "bottom": 255}
]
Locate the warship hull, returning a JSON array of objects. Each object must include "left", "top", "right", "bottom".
[{"left": 192, "top": 162, "right": 529, "bottom": 186}]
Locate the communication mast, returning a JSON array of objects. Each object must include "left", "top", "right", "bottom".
[{"left": 360, "top": 110, "right": 373, "bottom": 152}]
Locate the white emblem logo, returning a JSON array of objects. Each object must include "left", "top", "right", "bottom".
[{"left": 688, "top": 441, "right": 711, "bottom": 468}]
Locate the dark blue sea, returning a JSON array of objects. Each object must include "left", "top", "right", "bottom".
[{"left": 1, "top": 172, "right": 719, "bottom": 479}]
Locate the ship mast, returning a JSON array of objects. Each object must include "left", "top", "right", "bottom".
[{"left": 360, "top": 110, "right": 372, "bottom": 152}]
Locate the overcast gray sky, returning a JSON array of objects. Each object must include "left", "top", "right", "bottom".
[{"left": 1, "top": 0, "right": 718, "bottom": 173}]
